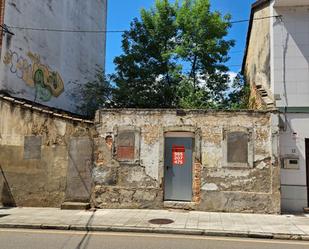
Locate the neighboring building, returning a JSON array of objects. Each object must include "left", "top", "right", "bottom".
[
  {"left": 243, "top": 0, "right": 309, "bottom": 212},
  {"left": 0, "top": 93, "right": 94, "bottom": 208},
  {"left": 0, "top": 0, "right": 107, "bottom": 114}
]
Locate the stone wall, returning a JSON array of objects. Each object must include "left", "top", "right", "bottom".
[
  {"left": 93, "top": 109, "right": 281, "bottom": 214},
  {"left": 0, "top": 95, "right": 95, "bottom": 207}
]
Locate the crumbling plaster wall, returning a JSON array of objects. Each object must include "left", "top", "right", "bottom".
[
  {"left": 244, "top": 4, "right": 271, "bottom": 109},
  {"left": 93, "top": 110, "right": 280, "bottom": 214},
  {"left": 0, "top": 98, "right": 95, "bottom": 207}
]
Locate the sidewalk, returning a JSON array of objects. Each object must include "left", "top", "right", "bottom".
[{"left": 0, "top": 207, "right": 309, "bottom": 241}]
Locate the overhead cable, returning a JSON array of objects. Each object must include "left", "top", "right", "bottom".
[{"left": 5, "top": 15, "right": 282, "bottom": 34}]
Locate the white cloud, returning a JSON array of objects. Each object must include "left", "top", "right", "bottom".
[{"left": 227, "top": 71, "right": 238, "bottom": 88}]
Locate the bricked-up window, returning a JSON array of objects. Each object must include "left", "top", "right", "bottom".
[
  {"left": 115, "top": 127, "right": 140, "bottom": 163},
  {"left": 227, "top": 132, "right": 248, "bottom": 163},
  {"left": 24, "top": 136, "right": 42, "bottom": 160},
  {"left": 223, "top": 128, "right": 254, "bottom": 168},
  {"left": 117, "top": 131, "right": 135, "bottom": 161}
]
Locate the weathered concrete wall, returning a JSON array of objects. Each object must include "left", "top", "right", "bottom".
[
  {"left": 0, "top": 96, "right": 95, "bottom": 207},
  {"left": 244, "top": 4, "right": 271, "bottom": 109},
  {"left": 93, "top": 109, "right": 281, "bottom": 214},
  {"left": 0, "top": 0, "right": 107, "bottom": 114}
]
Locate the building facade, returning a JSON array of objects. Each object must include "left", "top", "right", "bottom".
[
  {"left": 0, "top": 94, "right": 94, "bottom": 207},
  {"left": 1, "top": 102, "right": 281, "bottom": 214},
  {"left": 92, "top": 109, "right": 280, "bottom": 214},
  {"left": 243, "top": 0, "right": 309, "bottom": 212},
  {"left": 0, "top": 0, "right": 107, "bottom": 114}
]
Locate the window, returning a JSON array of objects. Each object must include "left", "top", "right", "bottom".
[
  {"left": 24, "top": 136, "right": 42, "bottom": 160},
  {"left": 115, "top": 127, "right": 140, "bottom": 163},
  {"left": 223, "top": 128, "right": 253, "bottom": 168},
  {"left": 227, "top": 132, "right": 248, "bottom": 163},
  {"left": 117, "top": 131, "right": 135, "bottom": 161}
]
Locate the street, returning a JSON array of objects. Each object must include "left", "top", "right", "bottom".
[{"left": 0, "top": 229, "right": 308, "bottom": 249}]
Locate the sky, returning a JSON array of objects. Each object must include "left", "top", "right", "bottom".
[{"left": 105, "top": 0, "right": 257, "bottom": 75}]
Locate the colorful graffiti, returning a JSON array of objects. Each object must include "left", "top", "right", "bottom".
[{"left": 3, "top": 50, "right": 64, "bottom": 102}]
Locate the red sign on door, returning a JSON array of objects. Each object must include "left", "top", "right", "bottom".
[{"left": 172, "top": 145, "right": 185, "bottom": 166}]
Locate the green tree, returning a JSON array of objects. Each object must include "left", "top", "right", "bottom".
[
  {"left": 176, "top": 0, "right": 234, "bottom": 108},
  {"left": 112, "top": 0, "right": 181, "bottom": 108},
  {"left": 177, "top": 78, "right": 211, "bottom": 109},
  {"left": 71, "top": 68, "right": 113, "bottom": 117},
  {"left": 113, "top": 0, "right": 235, "bottom": 109},
  {"left": 225, "top": 73, "right": 250, "bottom": 109}
]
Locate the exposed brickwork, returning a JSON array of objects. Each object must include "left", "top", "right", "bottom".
[
  {"left": 117, "top": 146, "right": 134, "bottom": 160},
  {"left": 192, "top": 162, "right": 202, "bottom": 203},
  {"left": 249, "top": 84, "right": 267, "bottom": 110},
  {"left": 0, "top": 0, "right": 5, "bottom": 49}
]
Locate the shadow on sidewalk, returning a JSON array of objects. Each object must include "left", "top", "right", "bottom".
[
  {"left": 75, "top": 210, "right": 96, "bottom": 249},
  {"left": 59, "top": 210, "right": 96, "bottom": 249}
]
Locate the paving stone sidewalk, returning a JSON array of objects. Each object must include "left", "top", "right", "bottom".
[{"left": 0, "top": 207, "right": 309, "bottom": 240}]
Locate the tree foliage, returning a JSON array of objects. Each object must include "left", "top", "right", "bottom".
[
  {"left": 112, "top": 0, "right": 181, "bottom": 108},
  {"left": 225, "top": 73, "right": 250, "bottom": 109},
  {"left": 71, "top": 68, "right": 112, "bottom": 117},
  {"left": 112, "top": 0, "right": 235, "bottom": 108},
  {"left": 75, "top": 0, "right": 249, "bottom": 114}
]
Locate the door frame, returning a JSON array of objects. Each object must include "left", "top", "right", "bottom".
[
  {"left": 159, "top": 126, "right": 202, "bottom": 204},
  {"left": 305, "top": 139, "right": 309, "bottom": 207},
  {"left": 164, "top": 132, "right": 194, "bottom": 201}
]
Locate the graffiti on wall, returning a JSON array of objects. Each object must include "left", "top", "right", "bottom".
[{"left": 3, "top": 50, "right": 64, "bottom": 102}]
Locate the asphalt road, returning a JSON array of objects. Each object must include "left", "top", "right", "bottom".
[{"left": 0, "top": 229, "right": 309, "bottom": 249}]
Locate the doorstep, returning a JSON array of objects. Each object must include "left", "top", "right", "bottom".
[
  {"left": 163, "top": 201, "right": 197, "bottom": 210},
  {"left": 61, "top": 202, "right": 91, "bottom": 210}
]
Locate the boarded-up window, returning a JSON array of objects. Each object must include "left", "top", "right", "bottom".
[
  {"left": 117, "top": 131, "right": 135, "bottom": 161},
  {"left": 24, "top": 136, "right": 42, "bottom": 160},
  {"left": 227, "top": 132, "right": 248, "bottom": 163}
]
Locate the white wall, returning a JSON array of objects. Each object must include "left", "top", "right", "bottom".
[
  {"left": 271, "top": 4, "right": 309, "bottom": 212},
  {"left": 0, "top": 0, "right": 107, "bottom": 114},
  {"left": 280, "top": 113, "right": 308, "bottom": 212},
  {"left": 272, "top": 6, "right": 309, "bottom": 108}
]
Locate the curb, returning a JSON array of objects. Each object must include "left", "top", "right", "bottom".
[{"left": 0, "top": 224, "right": 308, "bottom": 241}]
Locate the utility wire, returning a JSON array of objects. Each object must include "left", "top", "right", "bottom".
[
  {"left": 6, "top": 26, "right": 124, "bottom": 33},
  {"left": 229, "top": 51, "right": 243, "bottom": 54},
  {"left": 228, "top": 65, "right": 242, "bottom": 67},
  {"left": 230, "top": 15, "right": 281, "bottom": 24},
  {"left": 5, "top": 15, "right": 282, "bottom": 34}
]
